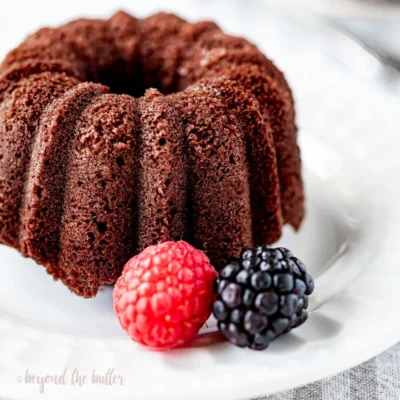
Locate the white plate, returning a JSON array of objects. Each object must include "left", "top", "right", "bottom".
[
  {"left": 295, "top": 0, "right": 400, "bottom": 21},
  {"left": 0, "top": 1, "right": 400, "bottom": 399}
]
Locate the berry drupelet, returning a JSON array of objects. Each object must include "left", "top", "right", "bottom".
[{"left": 213, "top": 246, "right": 314, "bottom": 350}]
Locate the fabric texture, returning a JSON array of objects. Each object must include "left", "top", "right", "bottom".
[{"left": 254, "top": 343, "right": 400, "bottom": 400}]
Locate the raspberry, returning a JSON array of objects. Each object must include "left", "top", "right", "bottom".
[{"left": 113, "top": 241, "right": 217, "bottom": 350}]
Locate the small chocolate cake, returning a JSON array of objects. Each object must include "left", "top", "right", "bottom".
[{"left": 0, "top": 11, "right": 304, "bottom": 297}]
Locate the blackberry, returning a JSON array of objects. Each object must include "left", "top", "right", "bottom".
[{"left": 213, "top": 245, "right": 314, "bottom": 351}]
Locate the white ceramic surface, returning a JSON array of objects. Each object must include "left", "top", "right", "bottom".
[
  {"left": 0, "top": 1, "right": 399, "bottom": 399},
  {"left": 296, "top": 0, "right": 400, "bottom": 20}
]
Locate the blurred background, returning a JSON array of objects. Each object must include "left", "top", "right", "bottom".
[
  {"left": 296, "top": 0, "right": 400, "bottom": 92},
  {"left": 1, "top": 0, "right": 400, "bottom": 93}
]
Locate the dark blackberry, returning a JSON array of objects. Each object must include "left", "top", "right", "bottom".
[{"left": 213, "top": 245, "right": 314, "bottom": 351}]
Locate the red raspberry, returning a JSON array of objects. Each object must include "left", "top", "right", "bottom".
[{"left": 113, "top": 241, "right": 217, "bottom": 350}]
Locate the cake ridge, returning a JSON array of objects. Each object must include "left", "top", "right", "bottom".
[
  {"left": 19, "top": 82, "right": 109, "bottom": 272},
  {"left": 202, "top": 62, "right": 304, "bottom": 228},
  {"left": 172, "top": 85, "right": 253, "bottom": 267},
  {"left": 0, "top": 72, "right": 80, "bottom": 249},
  {"left": 136, "top": 88, "right": 188, "bottom": 252},
  {"left": 197, "top": 77, "right": 284, "bottom": 244},
  {"left": 58, "top": 92, "right": 139, "bottom": 297}
]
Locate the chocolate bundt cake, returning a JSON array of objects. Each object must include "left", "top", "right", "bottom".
[{"left": 0, "top": 11, "right": 304, "bottom": 298}]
